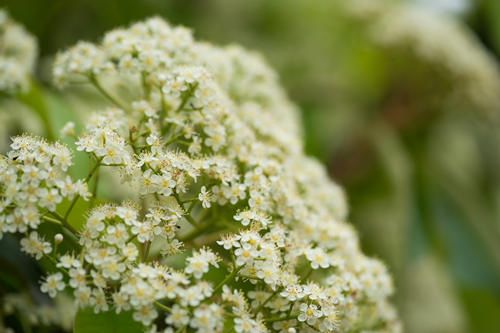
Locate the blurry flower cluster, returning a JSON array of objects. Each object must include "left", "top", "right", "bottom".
[
  {"left": 0, "top": 9, "right": 37, "bottom": 93},
  {"left": 1, "top": 17, "right": 400, "bottom": 332},
  {"left": 347, "top": 0, "right": 500, "bottom": 112},
  {"left": 1, "top": 293, "right": 76, "bottom": 332}
]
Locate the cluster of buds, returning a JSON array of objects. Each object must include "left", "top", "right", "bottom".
[{"left": 1, "top": 17, "right": 401, "bottom": 332}]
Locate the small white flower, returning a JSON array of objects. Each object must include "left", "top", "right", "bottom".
[
  {"left": 91, "top": 288, "right": 109, "bottom": 313},
  {"left": 112, "top": 292, "right": 130, "bottom": 313},
  {"left": 280, "top": 284, "right": 304, "bottom": 301},
  {"left": 69, "top": 268, "right": 87, "bottom": 289},
  {"left": 133, "top": 305, "right": 158, "bottom": 326},
  {"left": 37, "top": 188, "right": 62, "bottom": 211},
  {"left": 185, "top": 247, "right": 219, "bottom": 279},
  {"left": 165, "top": 305, "right": 189, "bottom": 328},
  {"left": 198, "top": 186, "right": 213, "bottom": 209},
  {"left": 20, "top": 232, "right": 51, "bottom": 260},
  {"left": 40, "top": 272, "right": 65, "bottom": 297},
  {"left": 216, "top": 234, "right": 241, "bottom": 250},
  {"left": 305, "top": 248, "right": 330, "bottom": 270},
  {"left": 60, "top": 121, "right": 75, "bottom": 137},
  {"left": 132, "top": 100, "right": 158, "bottom": 118},
  {"left": 234, "top": 314, "right": 258, "bottom": 333},
  {"left": 234, "top": 210, "right": 254, "bottom": 226},
  {"left": 57, "top": 253, "right": 81, "bottom": 269},
  {"left": 298, "top": 303, "right": 322, "bottom": 325}
]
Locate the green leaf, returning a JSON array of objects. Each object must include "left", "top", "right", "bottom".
[
  {"left": 483, "top": 0, "right": 500, "bottom": 56},
  {"left": 16, "top": 80, "right": 55, "bottom": 141},
  {"left": 73, "top": 307, "right": 143, "bottom": 333}
]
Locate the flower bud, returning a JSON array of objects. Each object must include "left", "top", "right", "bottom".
[{"left": 54, "top": 233, "right": 63, "bottom": 244}]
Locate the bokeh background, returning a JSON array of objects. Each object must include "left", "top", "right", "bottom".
[{"left": 1, "top": 0, "right": 500, "bottom": 332}]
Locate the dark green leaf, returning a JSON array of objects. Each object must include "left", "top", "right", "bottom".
[{"left": 73, "top": 307, "right": 143, "bottom": 333}]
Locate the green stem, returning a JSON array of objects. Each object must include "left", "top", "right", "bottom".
[
  {"left": 143, "top": 241, "right": 151, "bottom": 262},
  {"left": 129, "top": 128, "right": 139, "bottom": 155},
  {"left": 65, "top": 156, "right": 102, "bottom": 220},
  {"left": 154, "top": 301, "right": 171, "bottom": 312},
  {"left": 184, "top": 214, "right": 200, "bottom": 230},
  {"left": 231, "top": 250, "right": 237, "bottom": 267},
  {"left": 178, "top": 220, "right": 217, "bottom": 243},
  {"left": 85, "top": 157, "right": 103, "bottom": 183},
  {"left": 90, "top": 166, "right": 100, "bottom": 207},
  {"left": 237, "top": 274, "right": 264, "bottom": 282},
  {"left": 89, "top": 74, "right": 127, "bottom": 110},
  {"left": 286, "top": 302, "right": 294, "bottom": 317},
  {"left": 136, "top": 129, "right": 151, "bottom": 138},
  {"left": 127, "top": 233, "right": 138, "bottom": 243},
  {"left": 186, "top": 200, "right": 197, "bottom": 214},
  {"left": 213, "top": 265, "right": 243, "bottom": 294},
  {"left": 301, "top": 266, "right": 313, "bottom": 283},
  {"left": 43, "top": 253, "right": 69, "bottom": 275},
  {"left": 174, "top": 324, "right": 187, "bottom": 333},
  {"left": 173, "top": 193, "right": 201, "bottom": 230},
  {"left": 263, "top": 314, "right": 298, "bottom": 323},
  {"left": 305, "top": 322, "right": 319, "bottom": 331},
  {"left": 141, "top": 71, "right": 151, "bottom": 98},
  {"left": 49, "top": 211, "right": 78, "bottom": 235},
  {"left": 159, "top": 87, "right": 168, "bottom": 132},
  {"left": 164, "top": 131, "right": 185, "bottom": 146},
  {"left": 41, "top": 216, "right": 80, "bottom": 249},
  {"left": 174, "top": 83, "right": 198, "bottom": 113},
  {"left": 255, "top": 287, "right": 283, "bottom": 314},
  {"left": 42, "top": 215, "right": 63, "bottom": 226}
]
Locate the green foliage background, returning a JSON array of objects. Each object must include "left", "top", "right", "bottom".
[{"left": 1, "top": 0, "right": 500, "bottom": 332}]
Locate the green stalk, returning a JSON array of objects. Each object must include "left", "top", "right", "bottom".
[
  {"left": 89, "top": 74, "right": 127, "bottom": 110},
  {"left": 154, "top": 301, "right": 172, "bottom": 312},
  {"left": 213, "top": 264, "right": 243, "bottom": 294},
  {"left": 263, "top": 314, "right": 299, "bottom": 323},
  {"left": 255, "top": 287, "right": 283, "bottom": 314},
  {"left": 65, "top": 156, "right": 103, "bottom": 220}
]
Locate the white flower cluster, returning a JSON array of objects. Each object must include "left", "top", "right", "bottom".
[
  {"left": 1, "top": 293, "right": 76, "bottom": 331},
  {"left": 1, "top": 17, "right": 401, "bottom": 332},
  {"left": 0, "top": 10, "right": 37, "bottom": 93},
  {"left": 0, "top": 136, "right": 89, "bottom": 239},
  {"left": 346, "top": 0, "right": 500, "bottom": 112}
]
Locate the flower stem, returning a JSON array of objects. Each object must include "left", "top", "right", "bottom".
[
  {"left": 65, "top": 156, "right": 102, "bottom": 220},
  {"left": 43, "top": 253, "right": 69, "bottom": 275},
  {"left": 213, "top": 264, "right": 243, "bottom": 294},
  {"left": 174, "top": 324, "right": 187, "bottom": 333},
  {"left": 143, "top": 241, "right": 151, "bottom": 262},
  {"left": 154, "top": 301, "right": 171, "bottom": 312},
  {"left": 263, "top": 314, "right": 298, "bottom": 323},
  {"left": 178, "top": 219, "right": 218, "bottom": 243},
  {"left": 255, "top": 287, "right": 283, "bottom": 314},
  {"left": 174, "top": 82, "right": 198, "bottom": 113},
  {"left": 89, "top": 74, "right": 127, "bottom": 110},
  {"left": 90, "top": 165, "right": 100, "bottom": 207},
  {"left": 301, "top": 266, "right": 313, "bottom": 283},
  {"left": 41, "top": 215, "right": 80, "bottom": 248},
  {"left": 49, "top": 211, "right": 78, "bottom": 235}
]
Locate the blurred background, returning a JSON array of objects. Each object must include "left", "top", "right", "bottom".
[{"left": 1, "top": 0, "right": 500, "bottom": 332}]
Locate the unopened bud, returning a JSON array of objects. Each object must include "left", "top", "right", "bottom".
[{"left": 54, "top": 233, "right": 64, "bottom": 244}]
